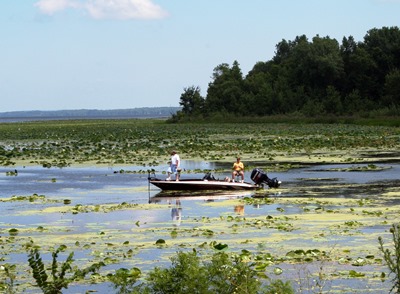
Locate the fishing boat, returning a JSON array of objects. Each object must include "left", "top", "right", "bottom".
[{"left": 148, "top": 168, "right": 280, "bottom": 191}]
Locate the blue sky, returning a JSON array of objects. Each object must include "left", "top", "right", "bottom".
[{"left": 1, "top": 0, "right": 399, "bottom": 112}]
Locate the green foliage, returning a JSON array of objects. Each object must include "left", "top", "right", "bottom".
[
  {"left": 175, "top": 26, "right": 400, "bottom": 121},
  {"left": 179, "top": 85, "right": 205, "bottom": 117},
  {"left": 108, "top": 267, "right": 141, "bottom": 294},
  {"left": 1, "top": 119, "right": 399, "bottom": 167},
  {"left": 264, "top": 279, "right": 294, "bottom": 294},
  {"left": 27, "top": 246, "right": 104, "bottom": 294},
  {"left": 383, "top": 69, "right": 400, "bottom": 106},
  {"left": 0, "top": 264, "right": 16, "bottom": 294},
  {"left": 145, "top": 251, "right": 208, "bottom": 293},
  {"left": 378, "top": 224, "right": 400, "bottom": 293},
  {"left": 205, "top": 252, "right": 263, "bottom": 294},
  {"left": 137, "top": 250, "right": 294, "bottom": 294}
]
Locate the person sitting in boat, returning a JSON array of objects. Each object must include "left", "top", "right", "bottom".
[
  {"left": 232, "top": 157, "right": 244, "bottom": 182},
  {"left": 167, "top": 150, "right": 180, "bottom": 181}
]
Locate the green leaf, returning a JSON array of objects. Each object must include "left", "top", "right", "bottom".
[
  {"left": 213, "top": 243, "right": 228, "bottom": 251},
  {"left": 155, "top": 239, "right": 166, "bottom": 245}
]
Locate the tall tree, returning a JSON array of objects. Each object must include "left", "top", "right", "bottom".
[
  {"left": 383, "top": 69, "right": 400, "bottom": 107},
  {"left": 205, "top": 61, "right": 244, "bottom": 115},
  {"left": 179, "top": 86, "right": 204, "bottom": 116},
  {"left": 361, "top": 26, "right": 400, "bottom": 100}
]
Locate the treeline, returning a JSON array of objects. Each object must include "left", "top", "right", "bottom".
[{"left": 172, "top": 26, "right": 400, "bottom": 121}]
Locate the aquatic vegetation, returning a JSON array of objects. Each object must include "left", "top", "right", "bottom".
[
  {"left": 0, "top": 194, "right": 60, "bottom": 204},
  {"left": 107, "top": 267, "right": 141, "bottom": 294},
  {"left": 8, "top": 229, "right": 18, "bottom": 236},
  {"left": 0, "top": 120, "right": 399, "bottom": 167},
  {"left": 379, "top": 224, "right": 400, "bottom": 293},
  {"left": 28, "top": 245, "right": 105, "bottom": 294},
  {"left": 0, "top": 264, "right": 16, "bottom": 294},
  {"left": 137, "top": 250, "right": 294, "bottom": 294},
  {"left": 0, "top": 119, "right": 399, "bottom": 292}
]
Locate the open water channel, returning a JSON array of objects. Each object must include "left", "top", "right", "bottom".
[{"left": 1, "top": 160, "right": 400, "bottom": 293}]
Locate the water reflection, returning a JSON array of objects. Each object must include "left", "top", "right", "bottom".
[
  {"left": 170, "top": 200, "right": 182, "bottom": 226},
  {"left": 234, "top": 205, "right": 245, "bottom": 215},
  {"left": 149, "top": 190, "right": 253, "bottom": 202}
]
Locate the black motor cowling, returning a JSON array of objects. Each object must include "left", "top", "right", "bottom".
[{"left": 251, "top": 168, "right": 281, "bottom": 188}]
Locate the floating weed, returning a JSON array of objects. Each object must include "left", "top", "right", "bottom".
[
  {"left": 362, "top": 209, "right": 383, "bottom": 216},
  {"left": 212, "top": 242, "right": 228, "bottom": 251},
  {"left": 1, "top": 194, "right": 60, "bottom": 204},
  {"left": 170, "top": 229, "right": 178, "bottom": 238},
  {"left": 348, "top": 270, "right": 366, "bottom": 278},
  {"left": 285, "top": 249, "right": 327, "bottom": 263},
  {"left": 8, "top": 229, "right": 18, "bottom": 236},
  {"left": 21, "top": 202, "right": 164, "bottom": 216},
  {"left": 202, "top": 229, "right": 215, "bottom": 237},
  {"left": 155, "top": 239, "right": 166, "bottom": 246},
  {"left": 344, "top": 221, "right": 363, "bottom": 227},
  {"left": 356, "top": 198, "right": 374, "bottom": 206}
]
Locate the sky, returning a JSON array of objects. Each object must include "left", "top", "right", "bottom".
[{"left": 1, "top": 0, "right": 399, "bottom": 112}]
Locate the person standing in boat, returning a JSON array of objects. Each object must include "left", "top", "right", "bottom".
[
  {"left": 232, "top": 157, "right": 244, "bottom": 182},
  {"left": 167, "top": 150, "right": 180, "bottom": 181}
]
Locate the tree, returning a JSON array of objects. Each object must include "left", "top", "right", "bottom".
[
  {"left": 205, "top": 61, "right": 245, "bottom": 115},
  {"left": 324, "top": 86, "right": 343, "bottom": 115},
  {"left": 179, "top": 86, "right": 204, "bottom": 116},
  {"left": 361, "top": 26, "right": 400, "bottom": 100},
  {"left": 383, "top": 69, "right": 400, "bottom": 107},
  {"left": 175, "top": 26, "right": 400, "bottom": 120}
]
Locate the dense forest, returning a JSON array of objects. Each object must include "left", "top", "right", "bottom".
[{"left": 172, "top": 26, "right": 400, "bottom": 121}]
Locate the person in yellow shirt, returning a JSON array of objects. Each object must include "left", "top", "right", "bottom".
[{"left": 232, "top": 157, "right": 244, "bottom": 182}]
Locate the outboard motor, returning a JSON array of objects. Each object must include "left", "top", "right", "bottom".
[{"left": 251, "top": 168, "right": 281, "bottom": 188}]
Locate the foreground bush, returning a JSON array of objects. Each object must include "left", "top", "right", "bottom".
[
  {"left": 379, "top": 224, "right": 400, "bottom": 294},
  {"left": 114, "top": 250, "right": 293, "bottom": 294}
]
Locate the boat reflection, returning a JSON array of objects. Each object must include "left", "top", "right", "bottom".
[
  {"left": 149, "top": 190, "right": 253, "bottom": 225},
  {"left": 149, "top": 190, "right": 254, "bottom": 203}
]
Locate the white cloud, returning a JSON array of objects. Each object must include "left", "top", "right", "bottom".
[
  {"left": 35, "top": 0, "right": 168, "bottom": 20},
  {"left": 34, "top": 0, "right": 80, "bottom": 15}
]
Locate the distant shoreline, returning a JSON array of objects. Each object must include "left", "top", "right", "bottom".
[
  {"left": 0, "top": 116, "right": 171, "bottom": 123},
  {"left": 0, "top": 107, "right": 180, "bottom": 123}
]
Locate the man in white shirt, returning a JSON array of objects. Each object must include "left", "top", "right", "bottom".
[{"left": 167, "top": 150, "right": 180, "bottom": 181}]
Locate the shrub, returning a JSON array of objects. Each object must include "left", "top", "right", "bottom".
[
  {"left": 378, "top": 224, "right": 400, "bottom": 293},
  {"left": 28, "top": 246, "right": 104, "bottom": 294},
  {"left": 135, "top": 250, "right": 294, "bottom": 294}
]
